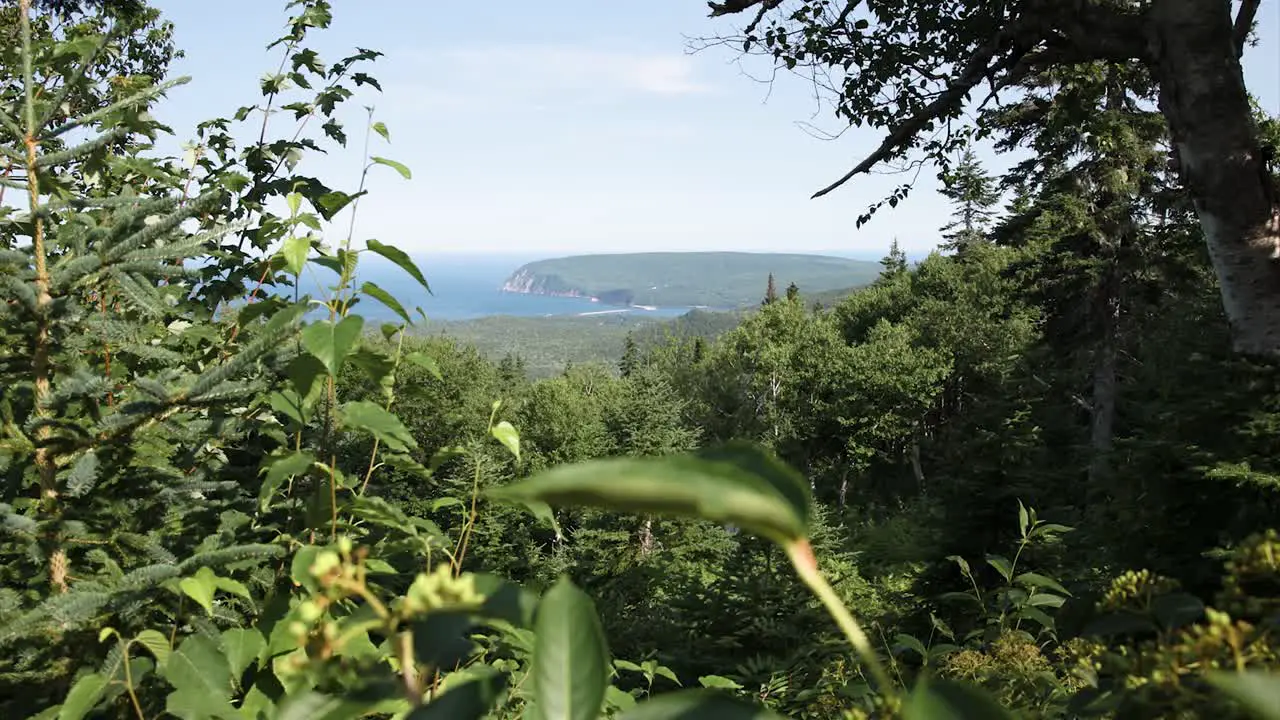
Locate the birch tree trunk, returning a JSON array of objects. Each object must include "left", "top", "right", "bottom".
[{"left": 1149, "top": 0, "right": 1280, "bottom": 356}]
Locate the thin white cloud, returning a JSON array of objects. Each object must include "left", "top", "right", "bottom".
[{"left": 394, "top": 44, "right": 711, "bottom": 108}]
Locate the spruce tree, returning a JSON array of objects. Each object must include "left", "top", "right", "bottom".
[
  {"left": 938, "top": 148, "right": 1000, "bottom": 255},
  {"left": 879, "top": 239, "right": 907, "bottom": 277},
  {"left": 762, "top": 272, "right": 778, "bottom": 305}
]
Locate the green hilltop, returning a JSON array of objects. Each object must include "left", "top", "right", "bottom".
[{"left": 500, "top": 251, "right": 881, "bottom": 308}]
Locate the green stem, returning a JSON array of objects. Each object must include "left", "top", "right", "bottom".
[{"left": 786, "top": 539, "right": 897, "bottom": 697}]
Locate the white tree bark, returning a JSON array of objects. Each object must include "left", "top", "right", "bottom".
[{"left": 1149, "top": 0, "right": 1280, "bottom": 356}]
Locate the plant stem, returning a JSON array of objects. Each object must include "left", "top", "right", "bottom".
[
  {"left": 19, "top": 0, "right": 66, "bottom": 594},
  {"left": 786, "top": 538, "right": 897, "bottom": 697},
  {"left": 122, "top": 642, "right": 145, "bottom": 720}
]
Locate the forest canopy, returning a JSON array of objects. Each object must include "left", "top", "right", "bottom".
[{"left": 1, "top": 0, "right": 1279, "bottom": 719}]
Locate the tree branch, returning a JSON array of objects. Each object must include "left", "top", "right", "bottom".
[
  {"left": 810, "top": 36, "right": 1018, "bottom": 198},
  {"left": 1233, "top": 0, "right": 1260, "bottom": 57},
  {"left": 707, "top": 0, "right": 777, "bottom": 18}
]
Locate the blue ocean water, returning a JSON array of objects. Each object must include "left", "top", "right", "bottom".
[{"left": 311, "top": 253, "right": 698, "bottom": 323}]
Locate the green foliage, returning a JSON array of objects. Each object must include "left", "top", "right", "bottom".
[{"left": 4, "top": 1, "right": 1280, "bottom": 719}]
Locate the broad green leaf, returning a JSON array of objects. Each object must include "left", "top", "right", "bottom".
[
  {"left": 179, "top": 569, "right": 218, "bottom": 615},
  {"left": 133, "top": 629, "right": 172, "bottom": 669},
  {"left": 315, "top": 190, "right": 364, "bottom": 220},
  {"left": 407, "top": 350, "right": 442, "bottom": 380},
  {"left": 491, "top": 442, "right": 811, "bottom": 544},
  {"left": 985, "top": 554, "right": 1013, "bottom": 583},
  {"left": 894, "top": 633, "right": 929, "bottom": 661},
  {"left": 340, "top": 400, "right": 417, "bottom": 452},
  {"left": 473, "top": 573, "right": 539, "bottom": 629},
  {"left": 361, "top": 281, "right": 412, "bottom": 324},
  {"left": 614, "top": 660, "right": 643, "bottom": 674},
  {"left": 432, "top": 497, "right": 465, "bottom": 512},
  {"left": 1152, "top": 592, "right": 1205, "bottom": 629},
  {"left": 902, "top": 677, "right": 1016, "bottom": 720},
  {"left": 164, "top": 633, "right": 233, "bottom": 701},
  {"left": 1026, "top": 593, "right": 1066, "bottom": 608},
  {"left": 301, "top": 315, "right": 364, "bottom": 376},
  {"left": 605, "top": 686, "right": 637, "bottom": 711},
  {"left": 530, "top": 577, "right": 610, "bottom": 720},
  {"left": 408, "top": 670, "right": 509, "bottom": 719},
  {"left": 1014, "top": 572, "right": 1071, "bottom": 596},
  {"left": 412, "top": 612, "right": 476, "bottom": 669},
  {"left": 58, "top": 672, "right": 108, "bottom": 720},
  {"left": 371, "top": 155, "right": 412, "bottom": 179},
  {"left": 367, "top": 238, "right": 430, "bottom": 291},
  {"left": 1209, "top": 671, "right": 1280, "bottom": 720},
  {"left": 281, "top": 235, "right": 310, "bottom": 276},
  {"left": 698, "top": 675, "right": 743, "bottom": 690},
  {"left": 653, "top": 666, "right": 680, "bottom": 685},
  {"left": 491, "top": 421, "right": 520, "bottom": 461},
  {"left": 165, "top": 687, "right": 241, "bottom": 720},
  {"left": 260, "top": 451, "right": 316, "bottom": 511},
  {"left": 1017, "top": 500, "right": 1029, "bottom": 536},
  {"left": 615, "top": 690, "right": 784, "bottom": 719},
  {"left": 373, "top": 121, "right": 390, "bottom": 141},
  {"left": 222, "top": 628, "right": 265, "bottom": 677},
  {"left": 276, "top": 690, "right": 405, "bottom": 720}
]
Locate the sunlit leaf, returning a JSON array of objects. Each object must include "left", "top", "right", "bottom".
[
  {"left": 339, "top": 401, "right": 417, "bottom": 452},
  {"left": 301, "top": 315, "right": 364, "bottom": 376},
  {"left": 133, "top": 629, "right": 172, "bottom": 669},
  {"left": 366, "top": 238, "right": 430, "bottom": 291},
  {"left": 371, "top": 155, "right": 411, "bottom": 179},
  {"left": 529, "top": 577, "right": 610, "bottom": 720},
  {"left": 491, "top": 442, "right": 811, "bottom": 544},
  {"left": 491, "top": 421, "right": 520, "bottom": 461},
  {"left": 281, "top": 235, "right": 310, "bottom": 276},
  {"left": 361, "top": 281, "right": 412, "bottom": 324}
]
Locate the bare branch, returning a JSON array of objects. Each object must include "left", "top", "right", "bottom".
[{"left": 1233, "top": 0, "right": 1260, "bottom": 57}]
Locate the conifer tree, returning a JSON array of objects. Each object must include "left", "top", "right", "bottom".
[
  {"left": 938, "top": 149, "right": 1000, "bottom": 255},
  {"left": 879, "top": 239, "right": 908, "bottom": 277},
  {"left": 762, "top": 272, "right": 778, "bottom": 305},
  {"left": 786, "top": 281, "right": 799, "bottom": 302}
]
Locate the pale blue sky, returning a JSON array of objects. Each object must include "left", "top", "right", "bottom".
[{"left": 154, "top": 1, "right": 1280, "bottom": 257}]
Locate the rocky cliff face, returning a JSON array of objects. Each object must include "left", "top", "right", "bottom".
[{"left": 500, "top": 269, "right": 594, "bottom": 300}]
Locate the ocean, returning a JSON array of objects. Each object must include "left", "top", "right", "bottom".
[{"left": 303, "top": 253, "right": 698, "bottom": 323}]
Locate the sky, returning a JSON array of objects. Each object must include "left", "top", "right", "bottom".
[{"left": 151, "top": 1, "right": 1280, "bottom": 258}]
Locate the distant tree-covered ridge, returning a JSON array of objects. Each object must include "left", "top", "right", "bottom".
[{"left": 500, "top": 251, "right": 882, "bottom": 308}]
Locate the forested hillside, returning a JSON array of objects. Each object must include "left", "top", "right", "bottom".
[
  {"left": 501, "top": 252, "right": 881, "bottom": 308},
  {"left": 2, "top": 1, "right": 1280, "bottom": 719}
]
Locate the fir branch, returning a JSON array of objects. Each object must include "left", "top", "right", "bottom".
[
  {"left": 42, "top": 75, "right": 192, "bottom": 140},
  {"left": 35, "top": 32, "right": 115, "bottom": 130},
  {"left": 33, "top": 126, "right": 131, "bottom": 169}
]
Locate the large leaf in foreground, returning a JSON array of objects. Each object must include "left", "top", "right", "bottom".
[
  {"left": 490, "top": 442, "right": 811, "bottom": 544},
  {"left": 615, "top": 690, "right": 788, "bottom": 719},
  {"left": 1209, "top": 671, "right": 1280, "bottom": 720},
  {"left": 529, "top": 577, "right": 610, "bottom": 720},
  {"left": 902, "top": 677, "right": 1015, "bottom": 720}
]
